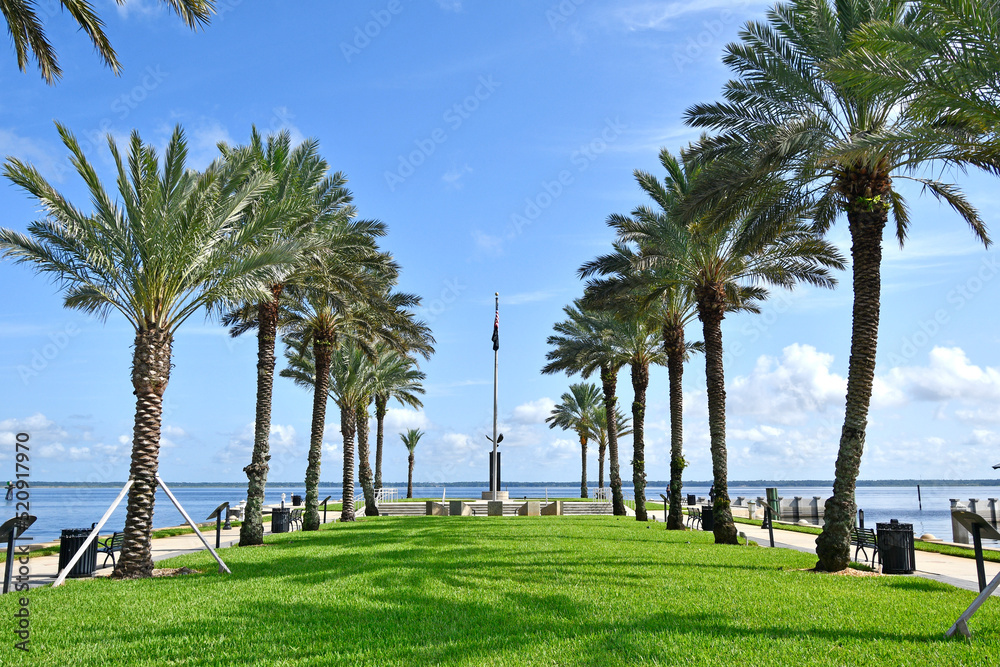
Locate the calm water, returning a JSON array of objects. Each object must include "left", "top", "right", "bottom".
[{"left": 4, "top": 483, "right": 998, "bottom": 544}]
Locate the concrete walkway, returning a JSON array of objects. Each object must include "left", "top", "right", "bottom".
[
  {"left": 11, "top": 504, "right": 317, "bottom": 589},
  {"left": 737, "top": 520, "right": 1000, "bottom": 596}
]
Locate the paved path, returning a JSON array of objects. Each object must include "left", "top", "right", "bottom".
[
  {"left": 737, "top": 520, "right": 1000, "bottom": 596},
  {"left": 11, "top": 505, "right": 321, "bottom": 589}
]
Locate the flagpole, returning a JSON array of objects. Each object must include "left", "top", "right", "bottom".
[{"left": 492, "top": 292, "right": 499, "bottom": 502}]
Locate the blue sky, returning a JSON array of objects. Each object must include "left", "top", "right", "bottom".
[{"left": 2, "top": 0, "right": 1000, "bottom": 487}]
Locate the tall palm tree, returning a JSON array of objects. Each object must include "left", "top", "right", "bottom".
[
  {"left": 595, "top": 148, "right": 845, "bottom": 543},
  {"left": 281, "top": 336, "right": 372, "bottom": 525},
  {"left": 0, "top": 124, "right": 295, "bottom": 577},
  {"left": 585, "top": 402, "right": 632, "bottom": 491},
  {"left": 542, "top": 302, "right": 630, "bottom": 515},
  {"left": 685, "top": 0, "right": 993, "bottom": 567},
  {"left": 836, "top": 0, "right": 1000, "bottom": 138},
  {"left": 581, "top": 151, "right": 705, "bottom": 530},
  {"left": 546, "top": 383, "right": 603, "bottom": 499},
  {"left": 370, "top": 346, "right": 428, "bottom": 493},
  {"left": 3, "top": 0, "right": 213, "bottom": 84},
  {"left": 400, "top": 429, "right": 423, "bottom": 499},
  {"left": 220, "top": 128, "right": 366, "bottom": 547},
  {"left": 568, "top": 299, "right": 664, "bottom": 520}
]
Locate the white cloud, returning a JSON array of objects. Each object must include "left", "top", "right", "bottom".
[
  {"left": 728, "top": 344, "right": 846, "bottom": 424},
  {"left": 442, "top": 164, "right": 472, "bottom": 189},
  {"left": 436, "top": 0, "right": 462, "bottom": 11},
  {"left": 511, "top": 397, "right": 556, "bottom": 425},
  {"left": 878, "top": 347, "right": 1000, "bottom": 406},
  {"left": 472, "top": 229, "right": 505, "bottom": 255},
  {"left": 612, "top": 0, "right": 766, "bottom": 31},
  {"left": 384, "top": 408, "right": 430, "bottom": 431}
]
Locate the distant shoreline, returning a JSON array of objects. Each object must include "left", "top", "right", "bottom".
[{"left": 13, "top": 479, "right": 1000, "bottom": 488}]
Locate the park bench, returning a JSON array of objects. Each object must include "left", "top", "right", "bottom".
[
  {"left": 850, "top": 527, "right": 879, "bottom": 569},
  {"left": 98, "top": 531, "right": 124, "bottom": 569},
  {"left": 686, "top": 507, "right": 701, "bottom": 530},
  {"left": 290, "top": 509, "right": 303, "bottom": 531}
]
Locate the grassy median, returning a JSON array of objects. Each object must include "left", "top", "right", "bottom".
[{"left": 1, "top": 516, "right": 998, "bottom": 666}]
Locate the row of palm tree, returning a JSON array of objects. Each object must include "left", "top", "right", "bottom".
[
  {"left": 680, "top": 0, "right": 997, "bottom": 568},
  {"left": 280, "top": 298, "right": 432, "bottom": 527},
  {"left": 0, "top": 124, "right": 432, "bottom": 577},
  {"left": 549, "top": 0, "right": 1000, "bottom": 567},
  {"left": 545, "top": 383, "right": 632, "bottom": 499}
]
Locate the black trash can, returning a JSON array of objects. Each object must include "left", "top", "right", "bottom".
[
  {"left": 57, "top": 528, "right": 98, "bottom": 578},
  {"left": 701, "top": 505, "right": 715, "bottom": 532},
  {"left": 877, "top": 520, "right": 915, "bottom": 574},
  {"left": 271, "top": 507, "right": 291, "bottom": 533},
  {"left": 291, "top": 494, "right": 302, "bottom": 507},
  {"left": 687, "top": 494, "right": 696, "bottom": 505}
]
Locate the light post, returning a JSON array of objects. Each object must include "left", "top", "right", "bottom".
[{"left": 486, "top": 433, "right": 503, "bottom": 500}]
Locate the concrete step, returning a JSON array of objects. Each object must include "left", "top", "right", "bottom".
[{"left": 562, "top": 501, "right": 613, "bottom": 516}]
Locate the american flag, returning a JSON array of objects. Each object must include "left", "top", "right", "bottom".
[{"left": 491, "top": 309, "right": 499, "bottom": 351}]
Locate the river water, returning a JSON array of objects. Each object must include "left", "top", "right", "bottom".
[{"left": 4, "top": 483, "right": 997, "bottom": 544}]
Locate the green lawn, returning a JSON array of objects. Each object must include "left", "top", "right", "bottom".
[{"left": 2, "top": 516, "right": 998, "bottom": 666}]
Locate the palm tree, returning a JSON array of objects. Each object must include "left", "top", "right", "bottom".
[
  {"left": 836, "top": 0, "right": 1000, "bottom": 137},
  {"left": 592, "top": 148, "right": 845, "bottom": 543},
  {"left": 220, "top": 128, "right": 365, "bottom": 547},
  {"left": 3, "top": 0, "right": 213, "bottom": 84},
  {"left": 0, "top": 124, "right": 295, "bottom": 577},
  {"left": 585, "top": 402, "right": 632, "bottom": 491},
  {"left": 567, "top": 299, "right": 664, "bottom": 520},
  {"left": 546, "top": 383, "right": 602, "bottom": 499},
  {"left": 581, "top": 152, "right": 705, "bottom": 530},
  {"left": 542, "top": 302, "right": 630, "bottom": 515},
  {"left": 370, "top": 346, "right": 428, "bottom": 493},
  {"left": 281, "top": 336, "right": 371, "bottom": 525},
  {"left": 685, "top": 0, "right": 993, "bottom": 567},
  {"left": 400, "top": 429, "right": 423, "bottom": 498}
]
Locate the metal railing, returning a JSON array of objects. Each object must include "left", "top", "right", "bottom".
[{"left": 375, "top": 488, "right": 399, "bottom": 503}]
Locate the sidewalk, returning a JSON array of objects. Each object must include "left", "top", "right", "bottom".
[
  {"left": 11, "top": 504, "right": 316, "bottom": 589},
  {"left": 737, "top": 520, "right": 1000, "bottom": 596}
]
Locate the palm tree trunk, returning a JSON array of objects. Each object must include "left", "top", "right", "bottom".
[
  {"left": 374, "top": 394, "right": 387, "bottom": 491},
  {"left": 357, "top": 399, "right": 379, "bottom": 516},
  {"left": 664, "top": 323, "right": 686, "bottom": 530},
  {"left": 631, "top": 361, "right": 649, "bottom": 521},
  {"left": 407, "top": 454, "right": 415, "bottom": 498},
  {"left": 578, "top": 433, "right": 588, "bottom": 499},
  {"left": 114, "top": 327, "right": 172, "bottom": 579},
  {"left": 303, "top": 338, "right": 332, "bottom": 531},
  {"left": 601, "top": 364, "right": 626, "bottom": 516},
  {"left": 816, "top": 193, "right": 888, "bottom": 571},
  {"left": 598, "top": 442, "right": 606, "bottom": 489},
  {"left": 340, "top": 404, "right": 357, "bottom": 522},
  {"left": 241, "top": 288, "right": 281, "bottom": 547},
  {"left": 697, "top": 287, "right": 737, "bottom": 544}
]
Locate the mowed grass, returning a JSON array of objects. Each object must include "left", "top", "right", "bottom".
[{"left": 2, "top": 517, "right": 999, "bottom": 666}]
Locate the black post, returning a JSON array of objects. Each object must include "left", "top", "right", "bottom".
[
  {"left": 973, "top": 523, "right": 987, "bottom": 592},
  {"left": 322, "top": 496, "right": 332, "bottom": 524},
  {"left": 215, "top": 514, "right": 222, "bottom": 550},
  {"left": 858, "top": 508, "right": 865, "bottom": 530},
  {"left": 763, "top": 506, "right": 775, "bottom": 548},
  {"left": 3, "top": 528, "right": 15, "bottom": 595},
  {"left": 917, "top": 484, "right": 922, "bottom": 511}
]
